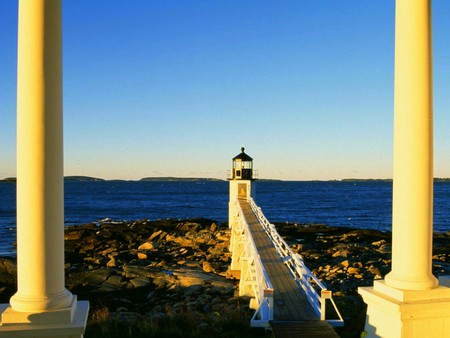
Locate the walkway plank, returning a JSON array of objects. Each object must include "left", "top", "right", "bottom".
[{"left": 270, "top": 321, "right": 340, "bottom": 338}]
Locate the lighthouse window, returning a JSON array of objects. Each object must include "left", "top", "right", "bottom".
[{"left": 236, "top": 170, "right": 241, "bottom": 177}]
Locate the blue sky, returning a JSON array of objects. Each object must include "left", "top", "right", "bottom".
[{"left": 1, "top": 1, "right": 449, "bottom": 180}]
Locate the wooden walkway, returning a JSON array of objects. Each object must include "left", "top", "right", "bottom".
[{"left": 239, "top": 199, "right": 340, "bottom": 337}]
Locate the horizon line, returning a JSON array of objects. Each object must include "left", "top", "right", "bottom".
[{"left": 2, "top": 175, "right": 450, "bottom": 182}]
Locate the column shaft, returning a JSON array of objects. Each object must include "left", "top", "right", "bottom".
[
  {"left": 11, "top": 0, "right": 74, "bottom": 311},
  {"left": 385, "top": 0, "right": 438, "bottom": 290}
]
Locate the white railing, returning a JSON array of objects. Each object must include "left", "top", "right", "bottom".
[
  {"left": 247, "top": 197, "right": 344, "bottom": 327},
  {"left": 235, "top": 200, "right": 274, "bottom": 328}
]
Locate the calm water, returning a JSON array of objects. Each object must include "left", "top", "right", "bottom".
[{"left": 1, "top": 180, "right": 450, "bottom": 257}]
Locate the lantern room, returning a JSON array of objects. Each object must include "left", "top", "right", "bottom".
[{"left": 229, "top": 147, "right": 255, "bottom": 180}]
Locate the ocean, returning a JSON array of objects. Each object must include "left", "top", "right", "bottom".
[{"left": 1, "top": 180, "right": 450, "bottom": 257}]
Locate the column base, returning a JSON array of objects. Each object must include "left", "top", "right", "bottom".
[
  {"left": 384, "top": 271, "right": 438, "bottom": 290},
  {"left": 1, "top": 296, "right": 77, "bottom": 325},
  {"left": 358, "top": 277, "right": 450, "bottom": 338},
  {"left": 10, "top": 289, "right": 75, "bottom": 314},
  {"left": 0, "top": 299, "right": 88, "bottom": 338}
]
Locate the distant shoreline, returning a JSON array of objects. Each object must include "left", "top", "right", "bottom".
[{"left": 2, "top": 176, "right": 450, "bottom": 183}]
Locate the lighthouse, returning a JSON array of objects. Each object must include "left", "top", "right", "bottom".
[
  {"left": 227, "top": 147, "right": 256, "bottom": 277},
  {"left": 228, "top": 147, "right": 256, "bottom": 225}
]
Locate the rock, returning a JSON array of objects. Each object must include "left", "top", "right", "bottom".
[
  {"left": 184, "top": 260, "right": 201, "bottom": 268},
  {"left": 138, "top": 241, "right": 158, "bottom": 250},
  {"left": 0, "top": 258, "right": 16, "bottom": 276},
  {"left": 208, "top": 245, "right": 226, "bottom": 256},
  {"left": 166, "top": 235, "right": 196, "bottom": 248},
  {"left": 99, "top": 274, "right": 123, "bottom": 292},
  {"left": 367, "top": 265, "right": 381, "bottom": 276},
  {"left": 195, "top": 233, "right": 212, "bottom": 244},
  {"left": 148, "top": 230, "right": 163, "bottom": 241},
  {"left": 347, "top": 267, "right": 359, "bottom": 275},
  {"left": 71, "top": 267, "right": 113, "bottom": 289},
  {"left": 202, "top": 261, "right": 214, "bottom": 273},
  {"left": 101, "top": 248, "right": 117, "bottom": 256},
  {"left": 172, "top": 267, "right": 234, "bottom": 289},
  {"left": 372, "top": 239, "right": 387, "bottom": 247},
  {"left": 377, "top": 245, "right": 390, "bottom": 254},
  {"left": 184, "top": 284, "right": 204, "bottom": 296},
  {"left": 333, "top": 250, "right": 349, "bottom": 258},
  {"left": 340, "top": 260, "right": 350, "bottom": 268},
  {"left": 216, "top": 234, "right": 230, "bottom": 242},
  {"left": 137, "top": 252, "right": 148, "bottom": 260},
  {"left": 64, "top": 230, "right": 84, "bottom": 240},
  {"left": 130, "top": 277, "right": 152, "bottom": 288},
  {"left": 79, "top": 242, "right": 95, "bottom": 253},
  {"left": 84, "top": 257, "right": 108, "bottom": 266},
  {"left": 0, "top": 258, "right": 17, "bottom": 303},
  {"left": 210, "top": 223, "right": 218, "bottom": 232},
  {"left": 152, "top": 277, "right": 169, "bottom": 289}
]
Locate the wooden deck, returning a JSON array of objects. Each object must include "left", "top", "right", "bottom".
[
  {"left": 270, "top": 321, "right": 340, "bottom": 338},
  {"left": 239, "top": 199, "right": 340, "bottom": 337}
]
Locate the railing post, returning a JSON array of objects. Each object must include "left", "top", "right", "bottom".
[
  {"left": 264, "top": 288, "right": 274, "bottom": 321},
  {"left": 320, "top": 290, "right": 332, "bottom": 321}
]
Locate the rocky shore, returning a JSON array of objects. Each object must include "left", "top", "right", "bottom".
[{"left": 1, "top": 219, "right": 449, "bottom": 337}]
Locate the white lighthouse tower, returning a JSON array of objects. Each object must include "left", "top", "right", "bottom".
[
  {"left": 227, "top": 148, "right": 256, "bottom": 278},
  {"left": 228, "top": 147, "right": 256, "bottom": 224}
]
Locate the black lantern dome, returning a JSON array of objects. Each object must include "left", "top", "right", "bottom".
[{"left": 229, "top": 147, "right": 255, "bottom": 180}]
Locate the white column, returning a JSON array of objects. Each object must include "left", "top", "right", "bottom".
[
  {"left": 11, "top": 0, "right": 74, "bottom": 312},
  {"left": 358, "top": 1, "right": 450, "bottom": 336},
  {"left": 384, "top": 0, "right": 438, "bottom": 291},
  {"left": 1, "top": 1, "right": 88, "bottom": 336}
]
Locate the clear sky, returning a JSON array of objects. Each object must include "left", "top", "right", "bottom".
[{"left": 1, "top": 1, "right": 449, "bottom": 180}]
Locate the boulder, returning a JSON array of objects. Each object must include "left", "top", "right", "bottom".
[
  {"left": 138, "top": 241, "right": 158, "bottom": 250},
  {"left": 148, "top": 230, "right": 163, "bottom": 241},
  {"left": 137, "top": 252, "right": 148, "bottom": 260},
  {"left": 347, "top": 267, "right": 359, "bottom": 275},
  {"left": 172, "top": 267, "right": 234, "bottom": 289},
  {"left": 64, "top": 230, "right": 85, "bottom": 241},
  {"left": 130, "top": 277, "right": 152, "bottom": 288},
  {"left": 332, "top": 250, "right": 350, "bottom": 258},
  {"left": 202, "top": 261, "right": 214, "bottom": 273},
  {"left": 0, "top": 258, "right": 16, "bottom": 276}
]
